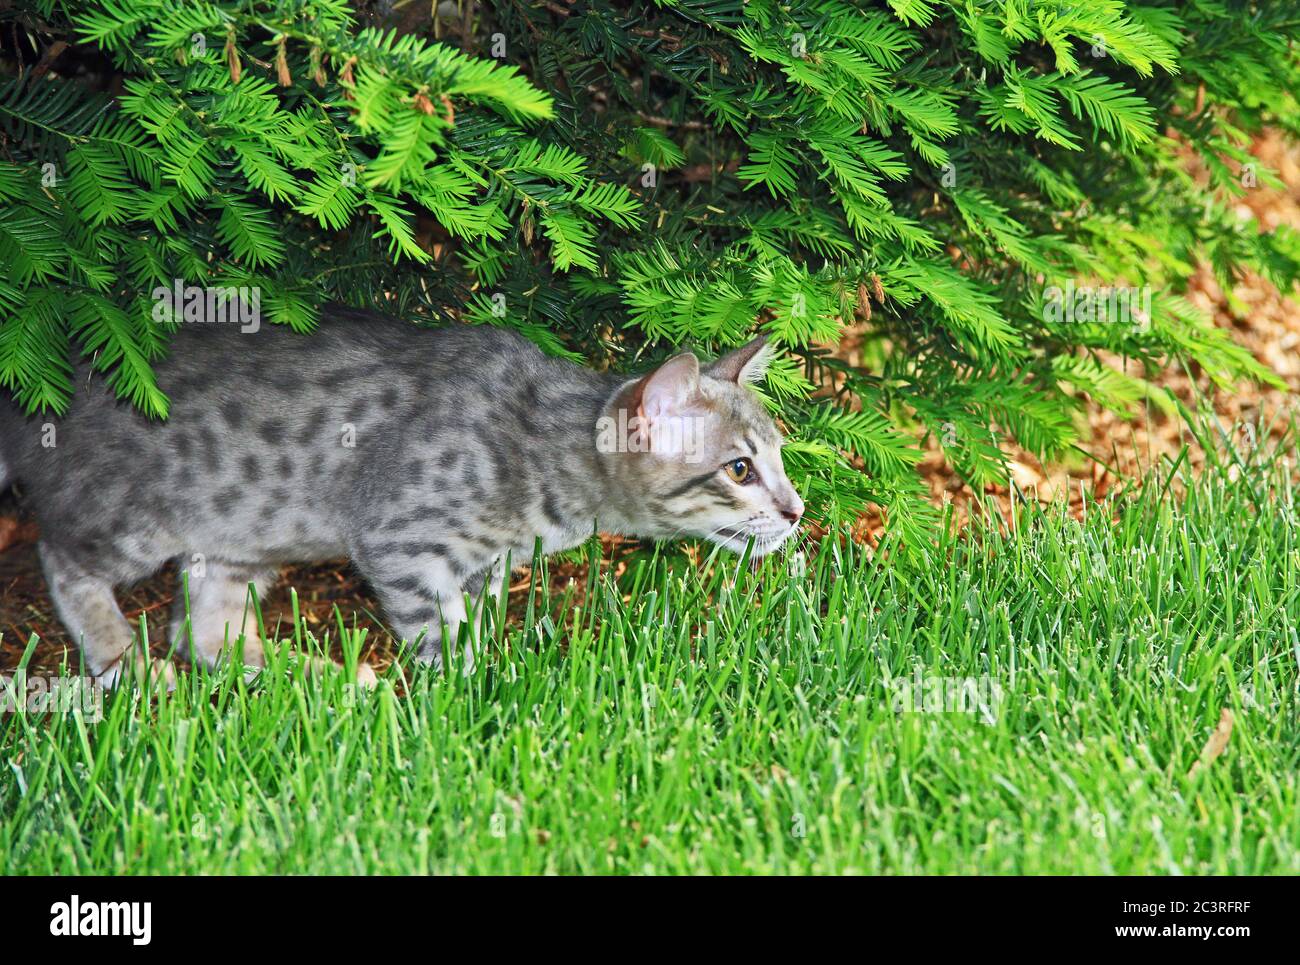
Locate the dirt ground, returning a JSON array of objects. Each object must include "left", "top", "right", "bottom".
[{"left": 3, "top": 133, "right": 1298, "bottom": 675}]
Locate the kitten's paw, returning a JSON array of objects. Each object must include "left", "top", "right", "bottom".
[
  {"left": 415, "top": 640, "right": 444, "bottom": 669},
  {"left": 95, "top": 652, "right": 177, "bottom": 691},
  {"left": 291, "top": 652, "right": 378, "bottom": 686},
  {"left": 355, "top": 661, "right": 378, "bottom": 688},
  {"left": 413, "top": 641, "right": 476, "bottom": 675}
]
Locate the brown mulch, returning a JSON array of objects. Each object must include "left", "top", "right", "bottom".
[
  {"left": 0, "top": 506, "right": 623, "bottom": 675},
  {"left": 4, "top": 134, "right": 1299, "bottom": 674},
  {"left": 0, "top": 510, "right": 391, "bottom": 674}
]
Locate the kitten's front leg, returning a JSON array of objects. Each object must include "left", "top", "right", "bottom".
[
  {"left": 466, "top": 558, "right": 508, "bottom": 602},
  {"left": 415, "top": 588, "right": 470, "bottom": 672},
  {"left": 361, "top": 555, "right": 476, "bottom": 673}
]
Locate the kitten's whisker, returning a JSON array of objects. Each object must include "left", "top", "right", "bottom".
[
  {"left": 793, "top": 527, "right": 818, "bottom": 556},
  {"left": 664, "top": 514, "right": 760, "bottom": 547},
  {"left": 699, "top": 521, "right": 744, "bottom": 547}
]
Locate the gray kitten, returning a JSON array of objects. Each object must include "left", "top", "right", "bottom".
[{"left": 0, "top": 308, "right": 804, "bottom": 684}]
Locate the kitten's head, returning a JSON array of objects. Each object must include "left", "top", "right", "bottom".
[{"left": 600, "top": 337, "right": 804, "bottom": 556}]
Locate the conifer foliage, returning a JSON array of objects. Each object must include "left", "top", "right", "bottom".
[{"left": 2, "top": 1, "right": 1299, "bottom": 545}]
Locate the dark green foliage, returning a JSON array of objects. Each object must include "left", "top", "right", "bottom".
[{"left": 2, "top": 0, "right": 1299, "bottom": 549}]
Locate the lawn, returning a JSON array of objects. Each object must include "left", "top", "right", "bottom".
[{"left": 2, "top": 454, "right": 1297, "bottom": 874}]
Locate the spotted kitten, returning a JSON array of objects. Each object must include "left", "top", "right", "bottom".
[{"left": 0, "top": 308, "right": 803, "bottom": 683}]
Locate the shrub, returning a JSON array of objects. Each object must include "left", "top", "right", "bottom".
[{"left": 2, "top": 0, "right": 1298, "bottom": 547}]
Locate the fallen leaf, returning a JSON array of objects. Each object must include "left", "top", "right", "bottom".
[{"left": 1187, "top": 708, "right": 1234, "bottom": 779}]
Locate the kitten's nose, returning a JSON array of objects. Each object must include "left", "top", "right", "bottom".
[{"left": 779, "top": 493, "right": 804, "bottom": 525}]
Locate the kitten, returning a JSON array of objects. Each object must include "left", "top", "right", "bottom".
[{"left": 0, "top": 307, "right": 804, "bottom": 683}]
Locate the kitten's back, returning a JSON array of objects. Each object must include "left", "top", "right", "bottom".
[{"left": 0, "top": 311, "right": 569, "bottom": 563}]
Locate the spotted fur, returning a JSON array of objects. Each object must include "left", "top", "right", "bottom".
[{"left": 0, "top": 308, "right": 803, "bottom": 678}]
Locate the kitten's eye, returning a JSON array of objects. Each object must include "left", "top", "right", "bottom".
[{"left": 723, "top": 457, "right": 754, "bottom": 484}]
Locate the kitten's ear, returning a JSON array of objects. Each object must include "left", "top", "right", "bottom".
[
  {"left": 708, "top": 334, "right": 774, "bottom": 386},
  {"left": 630, "top": 353, "right": 701, "bottom": 454},
  {"left": 638, "top": 352, "right": 701, "bottom": 420}
]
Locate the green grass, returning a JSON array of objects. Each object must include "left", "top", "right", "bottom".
[{"left": 2, "top": 455, "right": 1298, "bottom": 874}]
